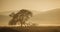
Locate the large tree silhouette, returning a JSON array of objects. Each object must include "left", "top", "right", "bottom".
[{"left": 9, "top": 9, "right": 32, "bottom": 27}]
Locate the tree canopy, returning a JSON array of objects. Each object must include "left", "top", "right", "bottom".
[{"left": 9, "top": 9, "right": 33, "bottom": 27}]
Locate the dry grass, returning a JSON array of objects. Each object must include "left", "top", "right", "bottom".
[{"left": 0, "top": 26, "right": 60, "bottom": 32}]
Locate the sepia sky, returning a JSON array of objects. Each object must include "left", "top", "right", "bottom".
[
  {"left": 0, "top": 0, "right": 60, "bottom": 26},
  {"left": 0, "top": 0, "right": 60, "bottom": 12}
]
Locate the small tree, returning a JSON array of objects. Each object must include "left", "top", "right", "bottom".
[
  {"left": 31, "top": 23, "right": 38, "bottom": 26},
  {"left": 9, "top": 12, "right": 18, "bottom": 25},
  {"left": 9, "top": 9, "right": 32, "bottom": 27}
]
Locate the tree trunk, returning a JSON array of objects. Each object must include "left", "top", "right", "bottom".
[{"left": 21, "top": 22, "right": 23, "bottom": 28}]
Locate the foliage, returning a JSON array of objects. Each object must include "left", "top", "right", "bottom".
[{"left": 9, "top": 9, "right": 32, "bottom": 27}]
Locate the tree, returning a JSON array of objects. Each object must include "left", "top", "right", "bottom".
[
  {"left": 9, "top": 12, "right": 17, "bottom": 25},
  {"left": 31, "top": 23, "right": 38, "bottom": 26},
  {"left": 9, "top": 9, "right": 32, "bottom": 27}
]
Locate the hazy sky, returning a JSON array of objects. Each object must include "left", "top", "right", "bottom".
[
  {"left": 0, "top": 0, "right": 60, "bottom": 26},
  {"left": 0, "top": 0, "right": 60, "bottom": 12}
]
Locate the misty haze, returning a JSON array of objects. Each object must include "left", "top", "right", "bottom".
[{"left": 0, "top": 0, "right": 60, "bottom": 32}]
